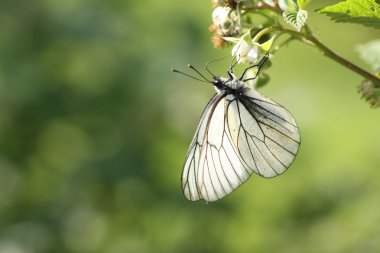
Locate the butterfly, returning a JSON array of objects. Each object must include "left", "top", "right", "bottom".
[{"left": 173, "top": 56, "right": 300, "bottom": 202}]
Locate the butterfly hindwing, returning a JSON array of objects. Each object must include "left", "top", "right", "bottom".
[{"left": 237, "top": 89, "right": 300, "bottom": 177}]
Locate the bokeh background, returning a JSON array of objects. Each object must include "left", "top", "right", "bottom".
[{"left": 0, "top": 0, "right": 379, "bottom": 252}]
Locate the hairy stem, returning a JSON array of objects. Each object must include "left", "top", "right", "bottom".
[
  {"left": 304, "top": 30, "right": 380, "bottom": 87},
  {"left": 245, "top": 3, "right": 380, "bottom": 87},
  {"left": 285, "top": 26, "right": 380, "bottom": 87}
]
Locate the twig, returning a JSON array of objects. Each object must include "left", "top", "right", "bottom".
[{"left": 244, "top": 4, "right": 380, "bottom": 87}]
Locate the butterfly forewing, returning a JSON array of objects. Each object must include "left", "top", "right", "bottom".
[
  {"left": 197, "top": 95, "right": 251, "bottom": 202},
  {"left": 182, "top": 93, "right": 224, "bottom": 201}
]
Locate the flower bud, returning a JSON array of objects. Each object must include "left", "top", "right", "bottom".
[{"left": 210, "top": 6, "right": 241, "bottom": 47}]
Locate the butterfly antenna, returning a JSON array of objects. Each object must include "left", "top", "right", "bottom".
[
  {"left": 229, "top": 55, "right": 237, "bottom": 73},
  {"left": 205, "top": 56, "right": 228, "bottom": 77},
  {"left": 227, "top": 56, "right": 240, "bottom": 79},
  {"left": 241, "top": 54, "right": 269, "bottom": 81},
  {"left": 187, "top": 64, "right": 212, "bottom": 82},
  {"left": 171, "top": 68, "right": 210, "bottom": 83}
]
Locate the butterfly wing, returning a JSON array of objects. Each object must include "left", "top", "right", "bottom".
[
  {"left": 182, "top": 88, "right": 300, "bottom": 202},
  {"left": 183, "top": 93, "right": 255, "bottom": 202},
  {"left": 227, "top": 88, "right": 300, "bottom": 178},
  {"left": 196, "top": 94, "right": 254, "bottom": 202},
  {"left": 182, "top": 93, "right": 225, "bottom": 201}
]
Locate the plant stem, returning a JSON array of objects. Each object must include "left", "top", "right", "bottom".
[
  {"left": 284, "top": 26, "right": 380, "bottom": 87},
  {"left": 247, "top": 3, "right": 380, "bottom": 87},
  {"left": 249, "top": 1, "right": 380, "bottom": 88},
  {"left": 303, "top": 29, "right": 380, "bottom": 87}
]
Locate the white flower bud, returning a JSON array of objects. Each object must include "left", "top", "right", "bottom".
[
  {"left": 232, "top": 40, "right": 261, "bottom": 64},
  {"left": 212, "top": 6, "right": 232, "bottom": 27},
  {"left": 212, "top": 6, "right": 240, "bottom": 35}
]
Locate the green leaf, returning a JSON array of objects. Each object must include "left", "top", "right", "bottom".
[
  {"left": 288, "top": 0, "right": 297, "bottom": 10},
  {"left": 256, "top": 73, "right": 270, "bottom": 89},
  {"left": 283, "top": 9, "right": 309, "bottom": 31},
  {"left": 358, "top": 79, "right": 380, "bottom": 108},
  {"left": 318, "top": 0, "right": 380, "bottom": 29},
  {"left": 223, "top": 37, "right": 241, "bottom": 43},
  {"left": 297, "top": 0, "right": 311, "bottom": 9},
  {"left": 257, "top": 36, "right": 276, "bottom": 51},
  {"left": 286, "top": 0, "right": 311, "bottom": 10},
  {"left": 357, "top": 39, "right": 380, "bottom": 71}
]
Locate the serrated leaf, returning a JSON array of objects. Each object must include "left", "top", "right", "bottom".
[
  {"left": 297, "top": 9, "right": 309, "bottom": 27},
  {"left": 358, "top": 79, "right": 380, "bottom": 108},
  {"left": 283, "top": 9, "right": 309, "bottom": 31},
  {"left": 318, "top": 0, "right": 380, "bottom": 29},
  {"left": 283, "top": 10, "right": 298, "bottom": 29},
  {"left": 357, "top": 39, "right": 380, "bottom": 71}
]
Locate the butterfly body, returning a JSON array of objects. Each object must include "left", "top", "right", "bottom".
[
  {"left": 212, "top": 73, "right": 246, "bottom": 96},
  {"left": 179, "top": 61, "right": 300, "bottom": 202}
]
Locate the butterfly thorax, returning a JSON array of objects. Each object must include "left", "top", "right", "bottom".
[{"left": 212, "top": 76, "right": 246, "bottom": 96}]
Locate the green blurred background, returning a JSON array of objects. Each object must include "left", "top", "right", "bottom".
[{"left": 0, "top": 0, "right": 379, "bottom": 252}]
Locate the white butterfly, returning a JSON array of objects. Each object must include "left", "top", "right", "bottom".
[{"left": 174, "top": 57, "right": 300, "bottom": 202}]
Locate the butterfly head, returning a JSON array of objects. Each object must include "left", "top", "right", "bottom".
[
  {"left": 212, "top": 73, "right": 245, "bottom": 96},
  {"left": 171, "top": 54, "right": 269, "bottom": 97}
]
